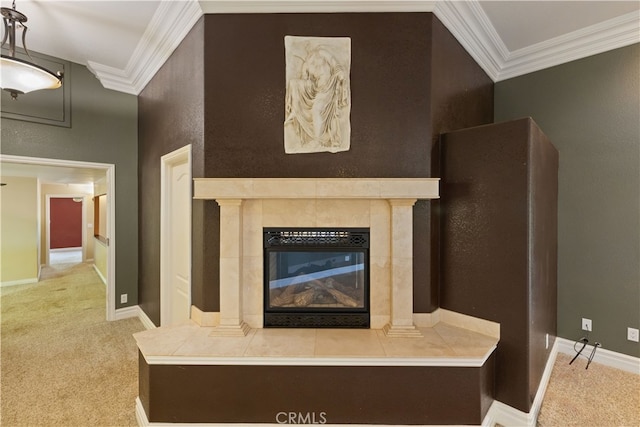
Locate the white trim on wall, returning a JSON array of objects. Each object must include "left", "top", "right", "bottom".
[
  {"left": 93, "top": 264, "right": 107, "bottom": 286},
  {"left": 556, "top": 337, "right": 640, "bottom": 375},
  {"left": 87, "top": 0, "right": 640, "bottom": 93},
  {"left": 116, "top": 305, "right": 157, "bottom": 330},
  {"left": 482, "top": 337, "right": 640, "bottom": 427},
  {"left": 0, "top": 278, "right": 39, "bottom": 287},
  {"left": 160, "top": 144, "right": 192, "bottom": 327},
  {"left": 0, "top": 154, "right": 117, "bottom": 322}
]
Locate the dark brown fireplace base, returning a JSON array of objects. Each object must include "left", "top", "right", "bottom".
[{"left": 138, "top": 351, "right": 496, "bottom": 425}]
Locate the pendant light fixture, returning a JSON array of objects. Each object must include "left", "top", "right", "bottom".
[{"left": 1, "top": 0, "right": 62, "bottom": 100}]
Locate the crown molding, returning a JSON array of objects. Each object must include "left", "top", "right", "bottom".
[
  {"left": 88, "top": 0, "right": 203, "bottom": 95},
  {"left": 86, "top": 0, "right": 640, "bottom": 94},
  {"left": 432, "top": 0, "right": 506, "bottom": 81},
  {"left": 497, "top": 10, "right": 640, "bottom": 81},
  {"left": 198, "top": 0, "right": 438, "bottom": 14}
]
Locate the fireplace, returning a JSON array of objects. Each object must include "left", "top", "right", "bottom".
[
  {"left": 192, "top": 177, "right": 439, "bottom": 336},
  {"left": 264, "top": 228, "right": 369, "bottom": 328}
]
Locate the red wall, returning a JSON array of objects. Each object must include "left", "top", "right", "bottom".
[{"left": 50, "top": 198, "right": 82, "bottom": 249}]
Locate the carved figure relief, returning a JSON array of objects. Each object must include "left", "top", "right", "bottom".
[{"left": 284, "top": 36, "right": 351, "bottom": 154}]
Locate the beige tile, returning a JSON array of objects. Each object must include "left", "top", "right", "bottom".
[
  {"left": 377, "top": 328, "right": 456, "bottom": 357},
  {"left": 134, "top": 322, "right": 200, "bottom": 356},
  {"left": 370, "top": 257, "right": 391, "bottom": 319},
  {"left": 370, "top": 315, "right": 391, "bottom": 329},
  {"left": 244, "top": 329, "right": 317, "bottom": 357},
  {"left": 242, "top": 200, "right": 263, "bottom": 257},
  {"left": 175, "top": 327, "right": 255, "bottom": 357},
  {"left": 315, "top": 200, "right": 370, "bottom": 227},
  {"left": 390, "top": 207, "right": 414, "bottom": 256},
  {"left": 219, "top": 203, "right": 242, "bottom": 257},
  {"left": 316, "top": 179, "right": 380, "bottom": 198},
  {"left": 369, "top": 209, "right": 391, "bottom": 259},
  {"left": 439, "top": 309, "right": 500, "bottom": 339},
  {"left": 252, "top": 179, "right": 317, "bottom": 198},
  {"left": 262, "top": 199, "right": 317, "bottom": 227},
  {"left": 315, "top": 329, "right": 385, "bottom": 357},
  {"left": 242, "top": 256, "right": 263, "bottom": 322},
  {"left": 434, "top": 322, "right": 498, "bottom": 358},
  {"left": 379, "top": 179, "right": 439, "bottom": 199},
  {"left": 193, "top": 179, "right": 252, "bottom": 199}
]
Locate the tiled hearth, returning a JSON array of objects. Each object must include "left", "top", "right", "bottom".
[
  {"left": 136, "top": 309, "right": 498, "bottom": 363},
  {"left": 134, "top": 309, "right": 499, "bottom": 425},
  {"left": 135, "top": 178, "right": 502, "bottom": 426}
]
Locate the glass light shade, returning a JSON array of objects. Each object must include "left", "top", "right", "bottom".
[{"left": 1, "top": 55, "right": 62, "bottom": 95}]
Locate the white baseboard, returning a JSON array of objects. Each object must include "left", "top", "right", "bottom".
[
  {"left": 115, "top": 306, "right": 139, "bottom": 320},
  {"left": 92, "top": 264, "right": 107, "bottom": 285},
  {"left": 482, "top": 337, "right": 640, "bottom": 426},
  {"left": 556, "top": 337, "right": 640, "bottom": 374},
  {"left": 482, "top": 339, "right": 559, "bottom": 427},
  {"left": 115, "top": 305, "right": 156, "bottom": 330},
  {"left": 50, "top": 247, "right": 82, "bottom": 252},
  {"left": 0, "top": 277, "right": 38, "bottom": 287}
]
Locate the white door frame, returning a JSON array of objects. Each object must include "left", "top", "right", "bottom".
[
  {"left": 160, "top": 144, "right": 192, "bottom": 326},
  {"left": 0, "top": 154, "right": 117, "bottom": 321},
  {"left": 45, "top": 194, "right": 87, "bottom": 265}
]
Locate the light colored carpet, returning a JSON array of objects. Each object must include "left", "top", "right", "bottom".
[
  {"left": 537, "top": 353, "right": 640, "bottom": 426},
  {"left": 1, "top": 262, "right": 145, "bottom": 426},
  {"left": 2, "top": 263, "right": 638, "bottom": 426}
]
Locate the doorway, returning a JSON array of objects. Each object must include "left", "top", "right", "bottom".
[
  {"left": 46, "top": 195, "right": 85, "bottom": 266},
  {"left": 0, "top": 154, "right": 116, "bottom": 320},
  {"left": 160, "top": 145, "right": 192, "bottom": 326}
]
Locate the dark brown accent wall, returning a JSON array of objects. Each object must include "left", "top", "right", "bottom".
[
  {"left": 138, "top": 12, "right": 493, "bottom": 322},
  {"left": 440, "top": 118, "right": 558, "bottom": 412},
  {"left": 140, "top": 353, "right": 495, "bottom": 425},
  {"left": 138, "top": 18, "right": 205, "bottom": 324},
  {"left": 192, "top": 12, "right": 492, "bottom": 313},
  {"left": 422, "top": 17, "right": 494, "bottom": 311}
]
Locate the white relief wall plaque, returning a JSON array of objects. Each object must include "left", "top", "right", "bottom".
[{"left": 284, "top": 36, "right": 351, "bottom": 154}]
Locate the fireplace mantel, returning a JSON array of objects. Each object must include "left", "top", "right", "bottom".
[
  {"left": 193, "top": 178, "right": 439, "bottom": 337},
  {"left": 193, "top": 177, "right": 439, "bottom": 200}
]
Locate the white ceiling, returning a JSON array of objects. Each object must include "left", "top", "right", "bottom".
[
  {"left": 2, "top": 0, "right": 638, "bottom": 92},
  {"left": 1, "top": 0, "right": 639, "bottom": 184}
]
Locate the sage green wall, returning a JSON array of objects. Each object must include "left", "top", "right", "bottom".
[
  {"left": 1, "top": 62, "right": 138, "bottom": 310},
  {"left": 495, "top": 44, "right": 640, "bottom": 357}
]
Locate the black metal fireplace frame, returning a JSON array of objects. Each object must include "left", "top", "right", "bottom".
[{"left": 263, "top": 227, "right": 370, "bottom": 328}]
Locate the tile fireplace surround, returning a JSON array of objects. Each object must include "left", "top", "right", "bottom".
[
  {"left": 136, "top": 178, "right": 504, "bottom": 426},
  {"left": 193, "top": 178, "right": 439, "bottom": 337}
]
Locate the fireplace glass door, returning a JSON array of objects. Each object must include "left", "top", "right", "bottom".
[{"left": 264, "top": 229, "right": 369, "bottom": 328}]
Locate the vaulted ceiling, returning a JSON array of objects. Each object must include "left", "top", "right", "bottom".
[
  {"left": 2, "top": 0, "right": 638, "bottom": 184},
  {"left": 4, "top": 0, "right": 639, "bottom": 95}
]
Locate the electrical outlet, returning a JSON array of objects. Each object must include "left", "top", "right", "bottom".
[
  {"left": 628, "top": 327, "right": 639, "bottom": 342},
  {"left": 582, "top": 318, "right": 592, "bottom": 332},
  {"left": 120, "top": 294, "right": 128, "bottom": 304}
]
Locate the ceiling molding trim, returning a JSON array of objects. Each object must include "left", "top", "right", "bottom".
[
  {"left": 86, "top": 62, "right": 137, "bottom": 95},
  {"left": 85, "top": 0, "right": 640, "bottom": 93},
  {"left": 88, "top": 0, "right": 203, "bottom": 95},
  {"left": 198, "top": 0, "right": 438, "bottom": 14},
  {"left": 433, "top": 1, "right": 505, "bottom": 82},
  {"left": 497, "top": 10, "right": 640, "bottom": 81}
]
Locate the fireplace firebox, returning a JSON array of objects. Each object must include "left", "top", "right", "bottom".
[{"left": 264, "top": 228, "right": 370, "bottom": 328}]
